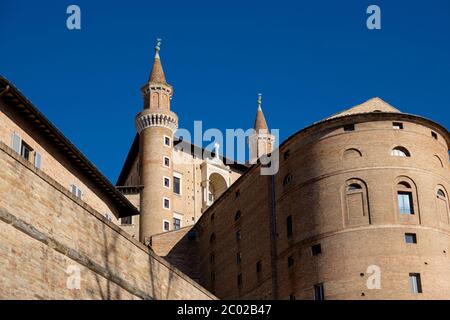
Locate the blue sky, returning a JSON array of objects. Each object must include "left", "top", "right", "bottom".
[{"left": 1, "top": 0, "right": 449, "bottom": 182}]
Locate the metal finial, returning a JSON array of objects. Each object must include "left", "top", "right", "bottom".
[
  {"left": 155, "top": 38, "right": 162, "bottom": 52},
  {"left": 257, "top": 93, "right": 262, "bottom": 110}
]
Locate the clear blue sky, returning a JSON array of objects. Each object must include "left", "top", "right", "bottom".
[{"left": 1, "top": 0, "right": 449, "bottom": 182}]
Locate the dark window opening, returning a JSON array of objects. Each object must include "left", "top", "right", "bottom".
[
  {"left": 288, "top": 255, "right": 294, "bottom": 268},
  {"left": 237, "top": 274, "right": 242, "bottom": 288},
  {"left": 314, "top": 283, "right": 325, "bottom": 300},
  {"left": 173, "top": 217, "right": 181, "bottom": 230},
  {"left": 21, "top": 141, "right": 32, "bottom": 161},
  {"left": 121, "top": 216, "right": 132, "bottom": 225},
  {"left": 286, "top": 215, "right": 293, "bottom": 238},
  {"left": 393, "top": 122, "right": 404, "bottom": 130},
  {"left": 256, "top": 260, "right": 262, "bottom": 273},
  {"left": 405, "top": 233, "right": 417, "bottom": 244},
  {"left": 236, "top": 252, "right": 242, "bottom": 265},
  {"left": 284, "top": 150, "right": 291, "bottom": 160},
  {"left": 312, "top": 244, "right": 322, "bottom": 256},
  {"left": 409, "top": 273, "right": 422, "bottom": 293},
  {"left": 236, "top": 230, "right": 241, "bottom": 241},
  {"left": 432, "top": 131, "right": 438, "bottom": 140},
  {"left": 234, "top": 210, "right": 242, "bottom": 221},
  {"left": 283, "top": 174, "right": 292, "bottom": 186},
  {"left": 344, "top": 124, "right": 355, "bottom": 132},
  {"left": 173, "top": 176, "right": 181, "bottom": 194}
]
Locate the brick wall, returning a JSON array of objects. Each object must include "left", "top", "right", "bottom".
[{"left": 0, "top": 142, "right": 215, "bottom": 300}]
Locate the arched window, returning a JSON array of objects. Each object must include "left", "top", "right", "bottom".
[
  {"left": 283, "top": 174, "right": 292, "bottom": 186},
  {"left": 343, "top": 148, "right": 362, "bottom": 161},
  {"left": 434, "top": 155, "right": 444, "bottom": 168},
  {"left": 396, "top": 180, "right": 415, "bottom": 215},
  {"left": 234, "top": 210, "right": 242, "bottom": 221},
  {"left": 436, "top": 186, "right": 449, "bottom": 224},
  {"left": 437, "top": 189, "right": 446, "bottom": 198},
  {"left": 391, "top": 147, "right": 411, "bottom": 157},
  {"left": 344, "top": 179, "right": 370, "bottom": 226},
  {"left": 209, "top": 233, "right": 216, "bottom": 244}
]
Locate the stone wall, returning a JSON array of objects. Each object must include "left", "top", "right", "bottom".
[{"left": 0, "top": 142, "right": 215, "bottom": 300}]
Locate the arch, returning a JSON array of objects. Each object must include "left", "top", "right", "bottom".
[
  {"left": 391, "top": 146, "right": 411, "bottom": 157},
  {"left": 343, "top": 148, "right": 362, "bottom": 161},
  {"left": 343, "top": 178, "right": 371, "bottom": 226},
  {"left": 208, "top": 172, "right": 228, "bottom": 203},
  {"left": 398, "top": 181, "right": 411, "bottom": 189},
  {"left": 433, "top": 155, "right": 444, "bottom": 168},
  {"left": 436, "top": 185, "right": 449, "bottom": 224}
]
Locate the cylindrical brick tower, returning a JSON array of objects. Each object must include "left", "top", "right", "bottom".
[{"left": 135, "top": 39, "right": 178, "bottom": 243}]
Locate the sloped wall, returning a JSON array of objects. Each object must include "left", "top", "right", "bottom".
[{"left": 0, "top": 142, "right": 215, "bottom": 300}]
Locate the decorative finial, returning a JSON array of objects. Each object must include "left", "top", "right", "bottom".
[
  {"left": 257, "top": 93, "right": 262, "bottom": 110},
  {"left": 155, "top": 38, "right": 162, "bottom": 52}
]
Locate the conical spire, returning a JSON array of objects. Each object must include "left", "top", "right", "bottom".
[
  {"left": 254, "top": 93, "right": 269, "bottom": 131},
  {"left": 148, "top": 38, "right": 167, "bottom": 84}
]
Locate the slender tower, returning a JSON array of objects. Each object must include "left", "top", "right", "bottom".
[
  {"left": 135, "top": 39, "right": 178, "bottom": 243},
  {"left": 249, "top": 93, "right": 275, "bottom": 163}
]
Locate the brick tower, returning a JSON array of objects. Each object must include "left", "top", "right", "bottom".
[
  {"left": 249, "top": 93, "right": 275, "bottom": 163},
  {"left": 135, "top": 39, "right": 178, "bottom": 243}
]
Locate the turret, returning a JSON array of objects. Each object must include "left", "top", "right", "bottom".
[{"left": 249, "top": 93, "right": 275, "bottom": 163}]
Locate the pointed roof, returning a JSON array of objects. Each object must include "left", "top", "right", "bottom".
[
  {"left": 148, "top": 38, "right": 167, "bottom": 84},
  {"left": 326, "top": 97, "right": 401, "bottom": 120},
  {"left": 254, "top": 93, "right": 269, "bottom": 131}
]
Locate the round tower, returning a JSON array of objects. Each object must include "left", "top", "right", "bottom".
[
  {"left": 249, "top": 93, "right": 275, "bottom": 163},
  {"left": 135, "top": 39, "right": 178, "bottom": 243}
]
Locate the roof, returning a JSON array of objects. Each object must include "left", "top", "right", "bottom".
[
  {"left": 116, "top": 134, "right": 250, "bottom": 186},
  {"left": 254, "top": 106, "right": 269, "bottom": 131},
  {"left": 0, "top": 76, "right": 140, "bottom": 218},
  {"left": 148, "top": 51, "right": 167, "bottom": 84},
  {"left": 324, "top": 97, "right": 401, "bottom": 121}
]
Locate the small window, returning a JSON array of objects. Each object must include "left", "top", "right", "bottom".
[
  {"left": 431, "top": 131, "right": 438, "bottom": 140},
  {"left": 173, "top": 217, "right": 181, "bottom": 230},
  {"left": 236, "top": 252, "right": 242, "bottom": 265},
  {"left": 235, "top": 190, "right": 240, "bottom": 198},
  {"left": 236, "top": 230, "right": 241, "bottom": 241},
  {"left": 283, "top": 174, "right": 292, "bottom": 186},
  {"left": 256, "top": 260, "right": 262, "bottom": 273},
  {"left": 409, "top": 273, "right": 422, "bottom": 294},
  {"left": 70, "top": 184, "right": 82, "bottom": 199},
  {"left": 164, "top": 136, "right": 171, "bottom": 146},
  {"left": 314, "top": 283, "right": 325, "bottom": 300},
  {"left": 211, "top": 272, "right": 215, "bottom": 282},
  {"left": 173, "top": 176, "right": 181, "bottom": 195},
  {"left": 163, "top": 177, "right": 170, "bottom": 188},
  {"left": 289, "top": 294, "right": 296, "bottom": 301},
  {"left": 286, "top": 215, "right": 293, "bottom": 238},
  {"left": 163, "top": 220, "right": 170, "bottom": 231},
  {"left": 163, "top": 197, "right": 170, "bottom": 209},
  {"left": 210, "top": 213, "right": 215, "bottom": 221},
  {"left": 405, "top": 233, "right": 417, "bottom": 244},
  {"left": 234, "top": 210, "right": 242, "bottom": 221},
  {"left": 393, "top": 122, "right": 404, "bottom": 130},
  {"left": 288, "top": 255, "right": 294, "bottom": 267},
  {"left": 284, "top": 150, "right": 291, "bottom": 160},
  {"left": 437, "top": 189, "right": 446, "bottom": 198},
  {"left": 312, "top": 244, "right": 322, "bottom": 256},
  {"left": 237, "top": 274, "right": 242, "bottom": 288},
  {"left": 391, "top": 147, "right": 411, "bottom": 157},
  {"left": 163, "top": 156, "right": 170, "bottom": 167},
  {"left": 398, "top": 191, "right": 414, "bottom": 214},
  {"left": 210, "top": 253, "right": 215, "bottom": 264},
  {"left": 121, "top": 216, "right": 132, "bottom": 225},
  {"left": 344, "top": 124, "right": 355, "bottom": 132},
  {"left": 209, "top": 233, "right": 216, "bottom": 244},
  {"left": 20, "top": 141, "right": 32, "bottom": 161}
]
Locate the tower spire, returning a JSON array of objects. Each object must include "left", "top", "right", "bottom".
[
  {"left": 149, "top": 38, "right": 167, "bottom": 84},
  {"left": 254, "top": 93, "right": 269, "bottom": 132}
]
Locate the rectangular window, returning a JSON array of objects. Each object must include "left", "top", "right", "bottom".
[
  {"left": 236, "top": 230, "right": 241, "bottom": 241},
  {"left": 311, "top": 244, "right": 322, "bottom": 256},
  {"left": 173, "top": 217, "right": 181, "bottom": 230},
  {"left": 163, "top": 177, "right": 170, "bottom": 188},
  {"left": 11, "top": 132, "right": 22, "bottom": 154},
  {"left": 286, "top": 215, "right": 293, "bottom": 238},
  {"left": 289, "top": 294, "right": 296, "bottom": 301},
  {"left": 393, "top": 122, "right": 404, "bottom": 130},
  {"left": 34, "top": 152, "right": 42, "bottom": 169},
  {"left": 163, "top": 197, "right": 170, "bottom": 209},
  {"left": 314, "top": 283, "right": 325, "bottom": 300},
  {"left": 256, "top": 260, "right": 262, "bottom": 273},
  {"left": 70, "top": 184, "right": 82, "bottom": 199},
  {"left": 236, "top": 252, "right": 242, "bottom": 265},
  {"left": 121, "top": 216, "right": 132, "bottom": 225},
  {"left": 344, "top": 124, "right": 355, "bottom": 132},
  {"left": 163, "top": 220, "right": 170, "bottom": 232},
  {"left": 211, "top": 272, "right": 215, "bottom": 282},
  {"left": 20, "top": 141, "right": 32, "bottom": 161},
  {"left": 163, "top": 156, "right": 170, "bottom": 167},
  {"left": 288, "top": 255, "right": 294, "bottom": 268},
  {"left": 409, "top": 273, "right": 422, "bottom": 294},
  {"left": 398, "top": 192, "right": 414, "bottom": 214},
  {"left": 431, "top": 131, "right": 438, "bottom": 140},
  {"left": 164, "top": 136, "right": 171, "bottom": 147},
  {"left": 237, "top": 274, "right": 242, "bottom": 288},
  {"left": 173, "top": 176, "right": 181, "bottom": 195},
  {"left": 405, "top": 233, "right": 417, "bottom": 244}
]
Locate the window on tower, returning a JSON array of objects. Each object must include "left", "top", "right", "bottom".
[{"left": 163, "top": 156, "right": 170, "bottom": 167}]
